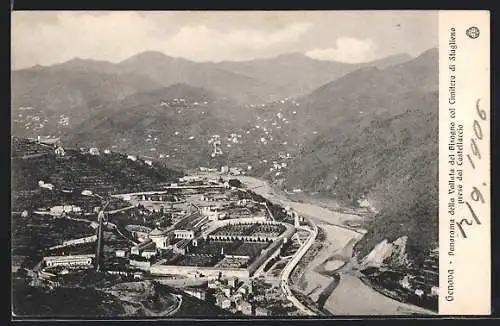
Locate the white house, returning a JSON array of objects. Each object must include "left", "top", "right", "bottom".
[
  {"left": 148, "top": 228, "right": 169, "bottom": 250},
  {"left": 115, "top": 250, "right": 126, "bottom": 258},
  {"left": 54, "top": 146, "right": 65, "bottom": 157},
  {"left": 38, "top": 181, "right": 55, "bottom": 191}
]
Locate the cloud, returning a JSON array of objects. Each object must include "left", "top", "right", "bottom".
[
  {"left": 12, "top": 12, "right": 159, "bottom": 69},
  {"left": 11, "top": 11, "right": 313, "bottom": 68},
  {"left": 163, "top": 22, "right": 312, "bottom": 62},
  {"left": 305, "top": 37, "right": 377, "bottom": 63}
]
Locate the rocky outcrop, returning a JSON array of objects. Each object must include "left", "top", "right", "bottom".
[{"left": 360, "top": 236, "right": 410, "bottom": 268}]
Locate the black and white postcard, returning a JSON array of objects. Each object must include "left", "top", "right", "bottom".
[{"left": 10, "top": 10, "right": 491, "bottom": 318}]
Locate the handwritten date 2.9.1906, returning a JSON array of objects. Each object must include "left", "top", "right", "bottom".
[{"left": 457, "top": 99, "right": 487, "bottom": 239}]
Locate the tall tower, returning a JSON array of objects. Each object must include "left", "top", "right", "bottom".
[{"left": 95, "top": 209, "right": 105, "bottom": 271}]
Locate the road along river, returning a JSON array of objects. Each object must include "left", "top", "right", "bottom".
[{"left": 236, "top": 176, "right": 435, "bottom": 316}]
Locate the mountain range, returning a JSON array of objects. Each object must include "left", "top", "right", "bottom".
[{"left": 12, "top": 50, "right": 412, "bottom": 114}]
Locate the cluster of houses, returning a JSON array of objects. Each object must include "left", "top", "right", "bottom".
[
  {"left": 220, "top": 166, "right": 244, "bottom": 176},
  {"left": 207, "top": 278, "right": 269, "bottom": 316}
]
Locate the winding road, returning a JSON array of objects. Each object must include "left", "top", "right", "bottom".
[{"left": 279, "top": 224, "right": 318, "bottom": 316}]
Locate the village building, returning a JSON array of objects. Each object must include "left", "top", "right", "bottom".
[
  {"left": 62, "top": 235, "right": 97, "bottom": 246},
  {"left": 222, "top": 286, "right": 232, "bottom": 297},
  {"left": 43, "top": 254, "right": 95, "bottom": 268},
  {"left": 231, "top": 292, "right": 243, "bottom": 302},
  {"left": 89, "top": 147, "right": 100, "bottom": 155},
  {"left": 130, "top": 238, "right": 156, "bottom": 256},
  {"left": 215, "top": 294, "right": 231, "bottom": 309},
  {"left": 254, "top": 307, "right": 270, "bottom": 316},
  {"left": 172, "top": 239, "right": 191, "bottom": 255},
  {"left": 228, "top": 276, "right": 239, "bottom": 288},
  {"left": 141, "top": 249, "right": 157, "bottom": 259},
  {"left": 236, "top": 300, "right": 252, "bottom": 315},
  {"left": 208, "top": 279, "right": 221, "bottom": 289},
  {"left": 174, "top": 229, "right": 195, "bottom": 239},
  {"left": 148, "top": 228, "right": 169, "bottom": 249},
  {"left": 49, "top": 205, "right": 82, "bottom": 216},
  {"left": 115, "top": 249, "right": 127, "bottom": 258},
  {"left": 129, "top": 259, "right": 151, "bottom": 271},
  {"left": 184, "top": 288, "right": 206, "bottom": 300}
]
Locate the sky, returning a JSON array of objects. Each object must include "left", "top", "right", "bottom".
[{"left": 11, "top": 11, "right": 438, "bottom": 70}]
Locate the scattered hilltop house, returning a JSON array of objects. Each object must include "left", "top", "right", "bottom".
[
  {"left": 61, "top": 235, "right": 97, "bottom": 247},
  {"left": 144, "top": 160, "right": 153, "bottom": 166},
  {"left": 127, "top": 155, "right": 137, "bottom": 161},
  {"left": 103, "top": 149, "right": 111, "bottom": 154},
  {"left": 81, "top": 190, "right": 93, "bottom": 196},
  {"left": 89, "top": 147, "right": 100, "bottom": 155},
  {"left": 400, "top": 275, "right": 412, "bottom": 289},
  {"left": 54, "top": 146, "right": 65, "bottom": 157},
  {"left": 179, "top": 176, "right": 202, "bottom": 183},
  {"left": 229, "top": 167, "right": 242, "bottom": 176},
  {"left": 38, "top": 180, "right": 54, "bottom": 190},
  {"left": 36, "top": 136, "right": 61, "bottom": 147}
]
